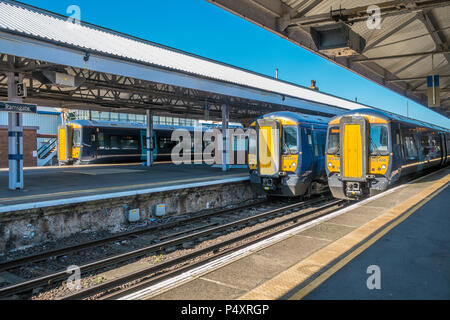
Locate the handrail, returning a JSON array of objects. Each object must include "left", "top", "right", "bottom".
[{"left": 38, "top": 138, "right": 57, "bottom": 159}]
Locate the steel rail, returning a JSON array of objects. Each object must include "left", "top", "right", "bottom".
[
  {"left": 0, "top": 199, "right": 268, "bottom": 272},
  {"left": 0, "top": 197, "right": 330, "bottom": 298},
  {"left": 63, "top": 198, "right": 344, "bottom": 300}
]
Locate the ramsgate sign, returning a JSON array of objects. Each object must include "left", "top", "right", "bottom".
[{"left": 0, "top": 102, "right": 37, "bottom": 113}]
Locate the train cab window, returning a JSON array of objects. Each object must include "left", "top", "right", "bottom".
[
  {"left": 327, "top": 127, "right": 340, "bottom": 155},
  {"left": 282, "top": 126, "right": 298, "bottom": 155},
  {"left": 369, "top": 125, "right": 389, "bottom": 156},
  {"left": 73, "top": 129, "right": 82, "bottom": 146}
]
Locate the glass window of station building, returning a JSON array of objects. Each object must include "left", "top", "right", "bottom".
[{"left": 71, "top": 110, "right": 198, "bottom": 127}]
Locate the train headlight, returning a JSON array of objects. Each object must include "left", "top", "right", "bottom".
[
  {"left": 328, "top": 162, "right": 332, "bottom": 167},
  {"left": 292, "top": 163, "right": 296, "bottom": 168},
  {"left": 381, "top": 164, "right": 387, "bottom": 170}
]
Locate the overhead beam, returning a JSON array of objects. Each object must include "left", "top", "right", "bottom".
[
  {"left": 351, "top": 50, "right": 450, "bottom": 62},
  {"left": 417, "top": 10, "right": 450, "bottom": 64},
  {"left": 387, "top": 74, "right": 450, "bottom": 82},
  {"left": 287, "top": 0, "right": 450, "bottom": 27}
]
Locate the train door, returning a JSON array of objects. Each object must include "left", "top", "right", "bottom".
[
  {"left": 140, "top": 130, "right": 157, "bottom": 162},
  {"left": 392, "top": 123, "right": 403, "bottom": 176},
  {"left": 317, "top": 129, "right": 327, "bottom": 179},
  {"left": 439, "top": 133, "right": 447, "bottom": 166},
  {"left": 257, "top": 118, "right": 280, "bottom": 177},
  {"left": 81, "top": 127, "right": 98, "bottom": 163},
  {"left": 402, "top": 128, "right": 419, "bottom": 175},
  {"left": 57, "top": 125, "right": 73, "bottom": 164},
  {"left": 340, "top": 116, "right": 368, "bottom": 182},
  {"left": 301, "top": 126, "right": 313, "bottom": 174}
]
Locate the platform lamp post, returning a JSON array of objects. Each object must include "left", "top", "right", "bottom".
[
  {"left": 146, "top": 109, "right": 154, "bottom": 167},
  {"left": 5, "top": 72, "right": 26, "bottom": 190}
]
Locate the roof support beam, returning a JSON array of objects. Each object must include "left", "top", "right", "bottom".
[
  {"left": 387, "top": 74, "right": 450, "bottom": 82},
  {"left": 287, "top": 0, "right": 450, "bottom": 27},
  {"left": 296, "top": 0, "right": 324, "bottom": 18},
  {"left": 351, "top": 50, "right": 450, "bottom": 62},
  {"left": 417, "top": 10, "right": 450, "bottom": 64}
]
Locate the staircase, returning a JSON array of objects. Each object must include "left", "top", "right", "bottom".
[{"left": 37, "top": 138, "right": 57, "bottom": 167}]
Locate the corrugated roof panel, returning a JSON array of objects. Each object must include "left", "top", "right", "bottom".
[{"left": 0, "top": 0, "right": 367, "bottom": 112}]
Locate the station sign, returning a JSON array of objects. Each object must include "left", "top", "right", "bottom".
[{"left": 0, "top": 101, "right": 37, "bottom": 113}]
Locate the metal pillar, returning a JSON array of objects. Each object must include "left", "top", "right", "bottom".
[
  {"left": 146, "top": 109, "right": 153, "bottom": 167},
  {"left": 221, "top": 104, "right": 229, "bottom": 172},
  {"left": 7, "top": 72, "right": 24, "bottom": 190}
]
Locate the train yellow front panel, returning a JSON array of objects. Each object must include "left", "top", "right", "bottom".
[
  {"left": 259, "top": 126, "right": 276, "bottom": 176},
  {"left": 327, "top": 155, "right": 340, "bottom": 173},
  {"left": 281, "top": 155, "right": 298, "bottom": 172},
  {"left": 370, "top": 156, "right": 389, "bottom": 175},
  {"left": 72, "top": 147, "right": 80, "bottom": 160},
  {"left": 343, "top": 124, "right": 362, "bottom": 179},
  {"left": 58, "top": 127, "right": 67, "bottom": 161}
]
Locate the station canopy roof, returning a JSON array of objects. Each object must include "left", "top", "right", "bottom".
[
  {"left": 0, "top": 0, "right": 374, "bottom": 122},
  {"left": 208, "top": 0, "right": 450, "bottom": 119}
]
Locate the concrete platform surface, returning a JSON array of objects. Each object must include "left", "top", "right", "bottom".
[
  {"left": 303, "top": 183, "right": 450, "bottom": 300},
  {"left": 0, "top": 163, "right": 249, "bottom": 208},
  {"left": 141, "top": 168, "right": 449, "bottom": 300}
]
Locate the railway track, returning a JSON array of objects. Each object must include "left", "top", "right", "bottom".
[
  {"left": 62, "top": 197, "right": 345, "bottom": 300},
  {"left": 0, "top": 195, "right": 339, "bottom": 299},
  {"left": 0, "top": 199, "right": 267, "bottom": 272}
]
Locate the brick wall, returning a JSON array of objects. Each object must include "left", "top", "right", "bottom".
[{"left": 0, "top": 127, "right": 37, "bottom": 168}]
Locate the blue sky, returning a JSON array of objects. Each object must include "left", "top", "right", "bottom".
[{"left": 19, "top": 0, "right": 449, "bottom": 128}]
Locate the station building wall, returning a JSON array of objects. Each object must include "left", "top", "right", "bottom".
[{"left": 0, "top": 126, "right": 38, "bottom": 168}]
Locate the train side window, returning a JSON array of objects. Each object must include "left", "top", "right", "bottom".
[
  {"left": 420, "top": 134, "right": 432, "bottom": 155},
  {"left": 110, "top": 136, "right": 120, "bottom": 150},
  {"left": 321, "top": 132, "right": 327, "bottom": 155},
  {"left": 312, "top": 132, "right": 320, "bottom": 157},
  {"left": 120, "top": 136, "right": 139, "bottom": 150},
  {"left": 404, "top": 136, "right": 418, "bottom": 158},
  {"left": 98, "top": 132, "right": 107, "bottom": 150}
]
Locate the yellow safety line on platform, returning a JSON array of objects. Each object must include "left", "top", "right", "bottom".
[
  {"left": 239, "top": 173, "right": 449, "bottom": 300},
  {"left": 0, "top": 173, "right": 248, "bottom": 203}
]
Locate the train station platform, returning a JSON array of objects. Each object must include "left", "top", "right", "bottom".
[
  {"left": 0, "top": 163, "right": 249, "bottom": 211},
  {"left": 139, "top": 167, "right": 449, "bottom": 300}
]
